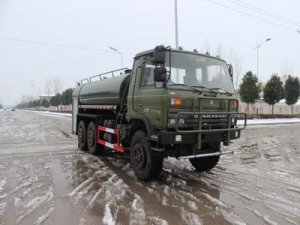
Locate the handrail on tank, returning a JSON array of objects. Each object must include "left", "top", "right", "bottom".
[{"left": 80, "top": 68, "right": 129, "bottom": 84}]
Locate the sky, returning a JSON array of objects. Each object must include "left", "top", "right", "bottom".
[{"left": 0, "top": 0, "right": 299, "bottom": 106}]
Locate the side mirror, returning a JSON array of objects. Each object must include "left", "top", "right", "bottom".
[
  {"left": 153, "top": 45, "right": 166, "bottom": 64},
  {"left": 227, "top": 64, "right": 233, "bottom": 80},
  {"left": 154, "top": 68, "right": 167, "bottom": 82}
]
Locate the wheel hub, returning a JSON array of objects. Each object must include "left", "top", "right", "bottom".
[
  {"left": 78, "top": 128, "right": 83, "bottom": 143},
  {"left": 88, "top": 130, "right": 94, "bottom": 146},
  {"left": 133, "top": 143, "right": 146, "bottom": 169}
]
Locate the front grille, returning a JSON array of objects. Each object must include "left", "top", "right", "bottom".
[{"left": 168, "top": 108, "right": 230, "bottom": 130}]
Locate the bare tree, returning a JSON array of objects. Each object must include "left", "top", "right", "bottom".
[
  {"left": 226, "top": 48, "right": 243, "bottom": 90},
  {"left": 21, "top": 94, "right": 34, "bottom": 103},
  {"left": 215, "top": 44, "right": 223, "bottom": 58},
  {"left": 281, "top": 59, "right": 293, "bottom": 76},
  {"left": 44, "top": 78, "right": 52, "bottom": 96},
  {"left": 233, "top": 54, "right": 243, "bottom": 89},
  {"left": 204, "top": 41, "right": 211, "bottom": 53},
  {"left": 52, "top": 77, "right": 63, "bottom": 94}
]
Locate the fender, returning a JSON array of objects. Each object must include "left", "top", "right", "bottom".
[{"left": 126, "top": 112, "right": 155, "bottom": 139}]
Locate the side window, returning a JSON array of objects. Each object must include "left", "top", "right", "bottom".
[
  {"left": 133, "top": 58, "right": 143, "bottom": 86},
  {"left": 143, "top": 58, "right": 155, "bottom": 86}
]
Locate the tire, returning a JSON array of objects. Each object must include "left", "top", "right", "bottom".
[
  {"left": 78, "top": 120, "right": 87, "bottom": 151},
  {"left": 130, "top": 130, "right": 163, "bottom": 181},
  {"left": 189, "top": 143, "right": 220, "bottom": 172},
  {"left": 87, "top": 121, "right": 100, "bottom": 155},
  {"left": 189, "top": 156, "right": 220, "bottom": 172}
]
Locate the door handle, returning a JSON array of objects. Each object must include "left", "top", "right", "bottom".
[{"left": 138, "top": 104, "right": 142, "bottom": 107}]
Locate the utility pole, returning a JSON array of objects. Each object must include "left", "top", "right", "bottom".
[
  {"left": 174, "top": 0, "right": 179, "bottom": 49},
  {"left": 255, "top": 38, "right": 271, "bottom": 80}
]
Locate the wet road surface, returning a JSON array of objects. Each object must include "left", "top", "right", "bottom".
[{"left": 0, "top": 110, "right": 299, "bottom": 225}]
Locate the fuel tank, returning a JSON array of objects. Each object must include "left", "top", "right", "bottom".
[{"left": 73, "top": 74, "right": 130, "bottom": 106}]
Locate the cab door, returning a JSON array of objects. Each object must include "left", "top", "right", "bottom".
[{"left": 139, "top": 56, "right": 163, "bottom": 128}]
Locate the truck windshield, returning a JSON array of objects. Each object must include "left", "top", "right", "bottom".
[{"left": 165, "top": 52, "right": 235, "bottom": 93}]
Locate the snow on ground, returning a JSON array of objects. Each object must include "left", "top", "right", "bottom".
[{"left": 0, "top": 110, "right": 299, "bottom": 225}]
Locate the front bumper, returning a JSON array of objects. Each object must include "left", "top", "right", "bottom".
[
  {"left": 158, "top": 128, "right": 241, "bottom": 145},
  {"left": 160, "top": 111, "right": 246, "bottom": 147}
]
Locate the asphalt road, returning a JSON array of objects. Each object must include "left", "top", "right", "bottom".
[{"left": 0, "top": 110, "right": 299, "bottom": 225}]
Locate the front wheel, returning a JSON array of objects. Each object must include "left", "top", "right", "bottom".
[
  {"left": 130, "top": 130, "right": 163, "bottom": 181},
  {"left": 189, "top": 156, "right": 220, "bottom": 172}
]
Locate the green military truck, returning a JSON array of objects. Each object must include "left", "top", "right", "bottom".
[{"left": 72, "top": 46, "right": 246, "bottom": 180}]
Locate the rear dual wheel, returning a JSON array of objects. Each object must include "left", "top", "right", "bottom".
[
  {"left": 78, "top": 121, "right": 87, "bottom": 151},
  {"left": 78, "top": 120, "right": 101, "bottom": 155},
  {"left": 87, "top": 122, "right": 100, "bottom": 155}
]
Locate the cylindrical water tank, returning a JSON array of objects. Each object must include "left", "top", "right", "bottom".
[{"left": 73, "top": 74, "right": 130, "bottom": 106}]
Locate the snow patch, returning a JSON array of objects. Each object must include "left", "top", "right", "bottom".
[
  {"left": 0, "top": 180, "right": 7, "bottom": 192},
  {"left": 220, "top": 209, "right": 246, "bottom": 225},
  {"left": 0, "top": 193, "right": 8, "bottom": 200},
  {"left": 187, "top": 200, "right": 198, "bottom": 211},
  {"left": 14, "top": 197, "right": 23, "bottom": 208},
  {"left": 87, "top": 186, "right": 105, "bottom": 209},
  {"left": 161, "top": 196, "right": 168, "bottom": 206},
  {"left": 263, "top": 215, "right": 278, "bottom": 225},
  {"left": 180, "top": 207, "right": 202, "bottom": 225},
  {"left": 79, "top": 218, "right": 86, "bottom": 225},
  {"left": 163, "top": 186, "right": 170, "bottom": 196},
  {"left": 17, "top": 186, "right": 54, "bottom": 224},
  {"left": 34, "top": 207, "right": 54, "bottom": 225},
  {"left": 0, "top": 202, "right": 6, "bottom": 216},
  {"left": 69, "top": 177, "right": 94, "bottom": 197},
  {"left": 75, "top": 182, "right": 94, "bottom": 202},
  {"left": 102, "top": 204, "right": 116, "bottom": 225},
  {"left": 25, "top": 187, "right": 53, "bottom": 210},
  {"left": 201, "top": 192, "right": 228, "bottom": 208},
  {"left": 130, "top": 194, "right": 146, "bottom": 225},
  {"left": 11, "top": 181, "right": 32, "bottom": 194},
  {"left": 150, "top": 216, "right": 169, "bottom": 225}
]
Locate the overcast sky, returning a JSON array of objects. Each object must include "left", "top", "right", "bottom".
[{"left": 0, "top": 0, "right": 299, "bottom": 106}]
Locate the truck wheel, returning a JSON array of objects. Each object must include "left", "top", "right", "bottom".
[
  {"left": 130, "top": 130, "right": 163, "bottom": 181},
  {"left": 87, "top": 122, "right": 100, "bottom": 155},
  {"left": 78, "top": 121, "right": 87, "bottom": 151},
  {"left": 189, "top": 156, "right": 220, "bottom": 172}
]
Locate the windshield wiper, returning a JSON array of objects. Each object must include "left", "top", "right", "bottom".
[
  {"left": 169, "top": 83, "right": 203, "bottom": 94},
  {"left": 191, "top": 85, "right": 218, "bottom": 95},
  {"left": 210, "top": 87, "right": 232, "bottom": 96}
]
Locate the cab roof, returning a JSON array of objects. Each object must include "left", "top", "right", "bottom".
[{"left": 134, "top": 48, "right": 227, "bottom": 63}]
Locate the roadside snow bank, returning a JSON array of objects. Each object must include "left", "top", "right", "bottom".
[{"left": 238, "top": 118, "right": 300, "bottom": 126}]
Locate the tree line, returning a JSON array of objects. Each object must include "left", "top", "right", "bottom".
[
  {"left": 239, "top": 72, "right": 300, "bottom": 114},
  {"left": 16, "top": 88, "right": 73, "bottom": 109}
]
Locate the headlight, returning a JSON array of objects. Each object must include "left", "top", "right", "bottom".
[
  {"left": 178, "top": 118, "right": 185, "bottom": 125},
  {"left": 168, "top": 118, "right": 185, "bottom": 126},
  {"left": 169, "top": 118, "right": 176, "bottom": 125}
]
